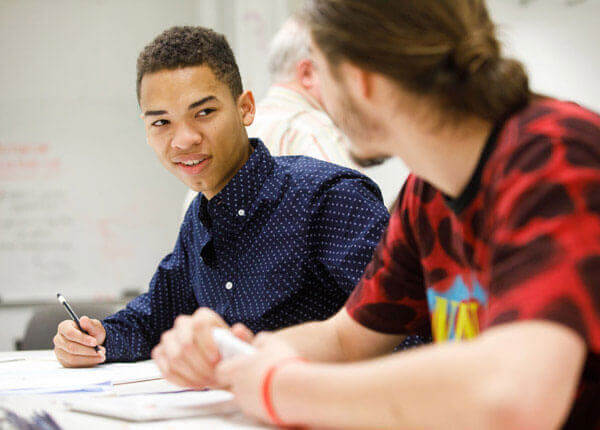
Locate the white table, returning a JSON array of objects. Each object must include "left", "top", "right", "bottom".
[{"left": 0, "top": 350, "right": 271, "bottom": 429}]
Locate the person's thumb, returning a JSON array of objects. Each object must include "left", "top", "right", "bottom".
[
  {"left": 231, "top": 323, "right": 254, "bottom": 344},
  {"left": 80, "top": 316, "right": 106, "bottom": 344}
]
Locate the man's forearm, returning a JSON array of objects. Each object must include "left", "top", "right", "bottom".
[
  {"left": 274, "top": 318, "right": 349, "bottom": 362},
  {"left": 103, "top": 309, "right": 156, "bottom": 362},
  {"left": 102, "top": 293, "right": 165, "bottom": 362},
  {"left": 271, "top": 322, "right": 585, "bottom": 430},
  {"left": 274, "top": 309, "right": 404, "bottom": 362},
  {"left": 272, "top": 342, "right": 494, "bottom": 429}
]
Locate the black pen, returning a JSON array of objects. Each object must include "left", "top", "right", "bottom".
[{"left": 56, "top": 293, "right": 100, "bottom": 352}]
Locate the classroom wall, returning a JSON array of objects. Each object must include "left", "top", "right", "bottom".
[
  {"left": 487, "top": 0, "right": 600, "bottom": 112},
  {"left": 0, "top": 0, "right": 202, "bottom": 305}
]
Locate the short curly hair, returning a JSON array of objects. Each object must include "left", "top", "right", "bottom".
[{"left": 136, "top": 26, "right": 243, "bottom": 102}]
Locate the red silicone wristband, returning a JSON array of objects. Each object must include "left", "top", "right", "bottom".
[{"left": 261, "top": 357, "right": 307, "bottom": 427}]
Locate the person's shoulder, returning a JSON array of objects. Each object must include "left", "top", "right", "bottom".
[
  {"left": 506, "top": 98, "right": 600, "bottom": 145},
  {"left": 515, "top": 98, "right": 600, "bottom": 133},
  {"left": 481, "top": 98, "right": 600, "bottom": 222},
  {"left": 489, "top": 98, "right": 600, "bottom": 178},
  {"left": 273, "top": 155, "right": 383, "bottom": 201}
]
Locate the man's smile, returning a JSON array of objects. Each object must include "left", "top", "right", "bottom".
[{"left": 172, "top": 154, "right": 212, "bottom": 175}]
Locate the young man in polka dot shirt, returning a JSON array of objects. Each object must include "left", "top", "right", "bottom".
[{"left": 52, "top": 26, "right": 390, "bottom": 370}]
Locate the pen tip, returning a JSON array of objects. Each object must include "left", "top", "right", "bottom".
[{"left": 56, "top": 293, "right": 61, "bottom": 298}]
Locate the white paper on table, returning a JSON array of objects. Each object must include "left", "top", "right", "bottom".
[
  {"left": 65, "top": 389, "right": 238, "bottom": 421},
  {"left": 0, "top": 381, "right": 114, "bottom": 396},
  {"left": 0, "top": 360, "right": 111, "bottom": 391},
  {"left": 96, "top": 360, "right": 163, "bottom": 384},
  {"left": 0, "top": 358, "right": 161, "bottom": 392}
]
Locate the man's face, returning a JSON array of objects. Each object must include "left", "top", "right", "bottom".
[
  {"left": 139, "top": 65, "right": 254, "bottom": 199},
  {"left": 310, "top": 42, "right": 390, "bottom": 165}
]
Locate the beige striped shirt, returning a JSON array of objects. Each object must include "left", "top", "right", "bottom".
[{"left": 247, "top": 84, "right": 362, "bottom": 171}]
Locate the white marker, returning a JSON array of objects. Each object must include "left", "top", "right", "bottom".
[{"left": 212, "top": 328, "right": 255, "bottom": 359}]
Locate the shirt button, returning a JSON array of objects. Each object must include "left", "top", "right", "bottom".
[
  {"left": 225, "top": 281, "right": 233, "bottom": 290},
  {"left": 237, "top": 209, "right": 245, "bottom": 216}
]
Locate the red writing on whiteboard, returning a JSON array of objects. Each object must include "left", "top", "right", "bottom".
[{"left": 0, "top": 141, "right": 61, "bottom": 181}]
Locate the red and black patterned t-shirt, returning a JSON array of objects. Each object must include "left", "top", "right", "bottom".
[{"left": 346, "top": 98, "right": 600, "bottom": 428}]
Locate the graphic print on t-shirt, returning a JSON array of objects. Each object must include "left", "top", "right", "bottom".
[{"left": 427, "top": 273, "right": 488, "bottom": 342}]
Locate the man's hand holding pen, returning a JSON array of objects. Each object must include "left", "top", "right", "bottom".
[{"left": 53, "top": 316, "right": 106, "bottom": 368}]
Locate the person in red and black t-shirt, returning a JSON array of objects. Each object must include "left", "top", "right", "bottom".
[{"left": 162, "top": 1, "right": 600, "bottom": 429}]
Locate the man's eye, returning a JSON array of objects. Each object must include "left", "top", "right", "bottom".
[
  {"left": 151, "top": 119, "right": 169, "bottom": 127},
  {"left": 196, "top": 109, "right": 215, "bottom": 117}
]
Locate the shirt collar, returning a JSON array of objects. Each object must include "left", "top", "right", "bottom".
[
  {"left": 443, "top": 120, "right": 504, "bottom": 215},
  {"left": 200, "top": 138, "right": 275, "bottom": 233}
]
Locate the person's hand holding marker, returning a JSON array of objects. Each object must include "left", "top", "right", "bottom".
[{"left": 151, "top": 307, "right": 254, "bottom": 389}]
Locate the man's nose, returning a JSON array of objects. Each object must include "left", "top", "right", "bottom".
[{"left": 171, "top": 122, "right": 201, "bottom": 150}]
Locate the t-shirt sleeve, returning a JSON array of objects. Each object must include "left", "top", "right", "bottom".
[
  {"left": 485, "top": 112, "right": 600, "bottom": 353},
  {"left": 345, "top": 178, "right": 430, "bottom": 337}
]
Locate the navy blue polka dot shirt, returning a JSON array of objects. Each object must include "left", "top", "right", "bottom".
[{"left": 102, "top": 139, "right": 389, "bottom": 362}]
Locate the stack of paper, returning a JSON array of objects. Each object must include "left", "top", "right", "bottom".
[{"left": 0, "top": 359, "right": 162, "bottom": 395}]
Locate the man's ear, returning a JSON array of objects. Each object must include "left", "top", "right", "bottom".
[
  {"left": 237, "top": 90, "right": 255, "bottom": 126},
  {"left": 297, "top": 59, "right": 317, "bottom": 91},
  {"left": 339, "top": 61, "right": 373, "bottom": 102}
]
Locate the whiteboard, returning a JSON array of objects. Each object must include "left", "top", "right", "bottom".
[{"left": 0, "top": 0, "right": 201, "bottom": 301}]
